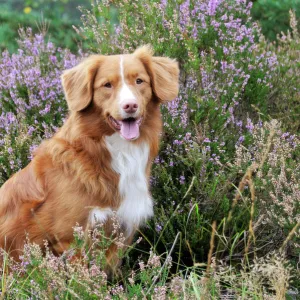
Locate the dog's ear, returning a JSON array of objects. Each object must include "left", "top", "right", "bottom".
[
  {"left": 134, "top": 46, "right": 179, "bottom": 102},
  {"left": 61, "top": 55, "right": 103, "bottom": 112},
  {"left": 151, "top": 56, "right": 179, "bottom": 102}
]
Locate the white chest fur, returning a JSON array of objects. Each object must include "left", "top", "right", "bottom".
[{"left": 89, "top": 133, "right": 153, "bottom": 235}]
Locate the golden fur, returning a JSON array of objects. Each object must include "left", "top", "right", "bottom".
[{"left": 0, "top": 46, "right": 179, "bottom": 267}]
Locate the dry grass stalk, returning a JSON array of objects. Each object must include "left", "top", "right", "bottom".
[
  {"left": 227, "top": 163, "right": 258, "bottom": 222},
  {"left": 200, "top": 221, "right": 217, "bottom": 299},
  {"left": 280, "top": 221, "right": 300, "bottom": 250},
  {"left": 229, "top": 125, "right": 275, "bottom": 222},
  {"left": 206, "top": 221, "right": 217, "bottom": 278},
  {"left": 202, "top": 221, "right": 217, "bottom": 285},
  {"left": 245, "top": 176, "right": 256, "bottom": 258},
  {"left": 258, "top": 126, "right": 275, "bottom": 169}
]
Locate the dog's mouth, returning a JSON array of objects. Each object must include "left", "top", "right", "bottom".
[{"left": 109, "top": 116, "right": 142, "bottom": 140}]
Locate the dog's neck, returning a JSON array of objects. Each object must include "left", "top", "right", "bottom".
[
  {"left": 52, "top": 99, "right": 162, "bottom": 169},
  {"left": 56, "top": 111, "right": 110, "bottom": 142}
]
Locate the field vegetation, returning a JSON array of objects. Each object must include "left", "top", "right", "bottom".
[{"left": 0, "top": 0, "right": 299, "bottom": 298}]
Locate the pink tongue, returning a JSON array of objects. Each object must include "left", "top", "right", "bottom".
[{"left": 120, "top": 119, "right": 140, "bottom": 140}]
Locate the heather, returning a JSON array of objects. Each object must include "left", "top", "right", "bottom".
[
  {"left": 0, "top": 0, "right": 300, "bottom": 298},
  {"left": 0, "top": 28, "right": 80, "bottom": 184}
]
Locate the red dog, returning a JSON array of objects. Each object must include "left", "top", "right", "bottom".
[{"left": 0, "top": 46, "right": 179, "bottom": 268}]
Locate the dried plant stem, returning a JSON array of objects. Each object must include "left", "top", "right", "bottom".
[
  {"left": 201, "top": 221, "right": 217, "bottom": 300},
  {"left": 280, "top": 221, "right": 300, "bottom": 250},
  {"left": 0, "top": 253, "right": 8, "bottom": 300},
  {"left": 155, "top": 176, "right": 196, "bottom": 248},
  {"left": 244, "top": 177, "right": 256, "bottom": 258},
  {"left": 259, "top": 127, "right": 275, "bottom": 169},
  {"left": 227, "top": 126, "right": 276, "bottom": 260},
  {"left": 205, "top": 221, "right": 217, "bottom": 279},
  {"left": 228, "top": 163, "right": 258, "bottom": 222},
  {"left": 16, "top": 267, "right": 39, "bottom": 299},
  {"left": 146, "top": 232, "right": 180, "bottom": 296},
  {"left": 228, "top": 126, "right": 275, "bottom": 222}
]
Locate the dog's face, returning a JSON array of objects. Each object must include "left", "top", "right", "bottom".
[
  {"left": 93, "top": 54, "right": 152, "bottom": 140},
  {"left": 61, "top": 46, "right": 179, "bottom": 140}
]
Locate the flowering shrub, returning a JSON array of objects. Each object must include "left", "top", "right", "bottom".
[
  {"left": 0, "top": 0, "right": 299, "bottom": 297},
  {"left": 0, "top": 28, "right": 79, "bottom": 184},
  {"left": 235, "top": 120, "right": 299, "bottom": 229},
  {"left": 76, "top": 0, "right": 300, "bottom": 290},
  {"left": 0, "top": 225, "right": 295, "bottom": 299}
]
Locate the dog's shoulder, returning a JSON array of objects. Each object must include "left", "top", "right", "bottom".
[{"left": 0, "top": 160, "right": 46, "bottom": 217}]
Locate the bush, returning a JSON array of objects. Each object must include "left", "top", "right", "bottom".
[
  {"left": 0, "top": 1, "right": 87, "bottom": 53},
  {"left": 252, "top": 0, "right": 300, "bottom": 41},
  {"left": 0, "top": 0, "right": 299, "bottom": 298},
  {"left": 0, "top": 28, "right": 79, "bottom": 184}
]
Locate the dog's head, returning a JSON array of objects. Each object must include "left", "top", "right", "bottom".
[{"left": 61, "top": 46, "right": 179, "bottom": 141}]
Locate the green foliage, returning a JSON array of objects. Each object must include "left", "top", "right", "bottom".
[
  {"left": 0, "top": 1, "right": 88, "bottom": 53},
  {"left": 0, "top": 0, "right": 299, "bottom": 297},
  {"left": 252, "top": 0, "right": 300, "bottom": 41},
  {"left": 75, "top": 1, "right": 300, "bottom": 291}
]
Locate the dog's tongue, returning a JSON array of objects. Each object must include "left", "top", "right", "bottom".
[{"left": 120, "top": 119, "right": 140, "bottom": 140}]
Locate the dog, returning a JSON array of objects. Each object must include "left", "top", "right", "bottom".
[{"left": 0, "top": 46, "right": 179, "bottom": 270}]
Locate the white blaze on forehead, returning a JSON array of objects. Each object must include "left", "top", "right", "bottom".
[
  {"left": 120, "top": 55, "right": 125, "bottom": 82},
  {"left": 119, "top": 55, "right": 136, "bottom": 106}
]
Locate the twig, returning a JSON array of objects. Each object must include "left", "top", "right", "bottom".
[
  {"left": 280, "top": 222, "right": 300, "bottom": 251},
  {"left": 146, "top": 232, "right": 181, "bottom": 296},
  {"left": 244, "top": 177, "right": 256, "bottom": 258},
  {"left": 228, "top": 125, "right": 275, "bottom": 222},
  {"left": 205, "top": 221, "right": 217, "bottom": 279},
  {"left": 155, "top": 176, "right": 196, "bottom": 248},
  {"left": 259, "top": 127, "right": 275, "bottom": 169},
  {"left": 200, "top": 221, "right": 217, "bottom": 300},
  {"left": 227, "top": 163, "right": 258, "bottom": 222}
]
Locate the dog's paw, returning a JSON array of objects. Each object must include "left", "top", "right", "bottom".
[{"left": 88, "top": 207, "right": 112, "bottom": 228}]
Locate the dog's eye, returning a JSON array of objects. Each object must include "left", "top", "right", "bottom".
[
  {"left": 104, "top": 82, "right": 112, "bottom": 88},
  {"left": 136, "top": 78, "right": 143, "bottom": 84}
]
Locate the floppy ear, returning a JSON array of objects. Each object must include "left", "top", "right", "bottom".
[
  {"left": 134, "top": 46, "right": 179, "bottom": 102},
  {"left": 151, "top": 57, "right": 179, "bottom": 102},
  {"left": 61, "top": 55, "right": 103, "bottom": 111}
]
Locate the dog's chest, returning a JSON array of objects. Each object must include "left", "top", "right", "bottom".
[{"left": 104, "top": 133, "right": 153, "bottom": 233}]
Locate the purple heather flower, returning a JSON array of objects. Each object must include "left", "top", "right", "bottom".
[
  {"left": 221, "top": 61, "right": 227, "bottom": 72},
  {"left": 246, "top": 118, "right": 254, "bottom": 133},
  {"left": 160, "top": 0, "right": 167, "bottom": 10},
  {"left": 155, "top": 223, "right": 163, "bottom": 233},
  {"left": 208, "top": 0, "right": 219, "bottom": 16},
  {"left": 178, "top": 0, "right": 191, "bottom": 31},
  {"left": 173, "top": 140, "right": 183, "bottom": 145},
  {"left": 179, "top": 175, "right": 185, "bottom": 185},
  {"left": 238, "top": 135, "right": 245, "bottom": 144}
]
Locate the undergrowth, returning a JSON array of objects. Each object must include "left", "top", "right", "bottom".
[{"left": 0, "top": 0, "right": 299, "bottom": 299}]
